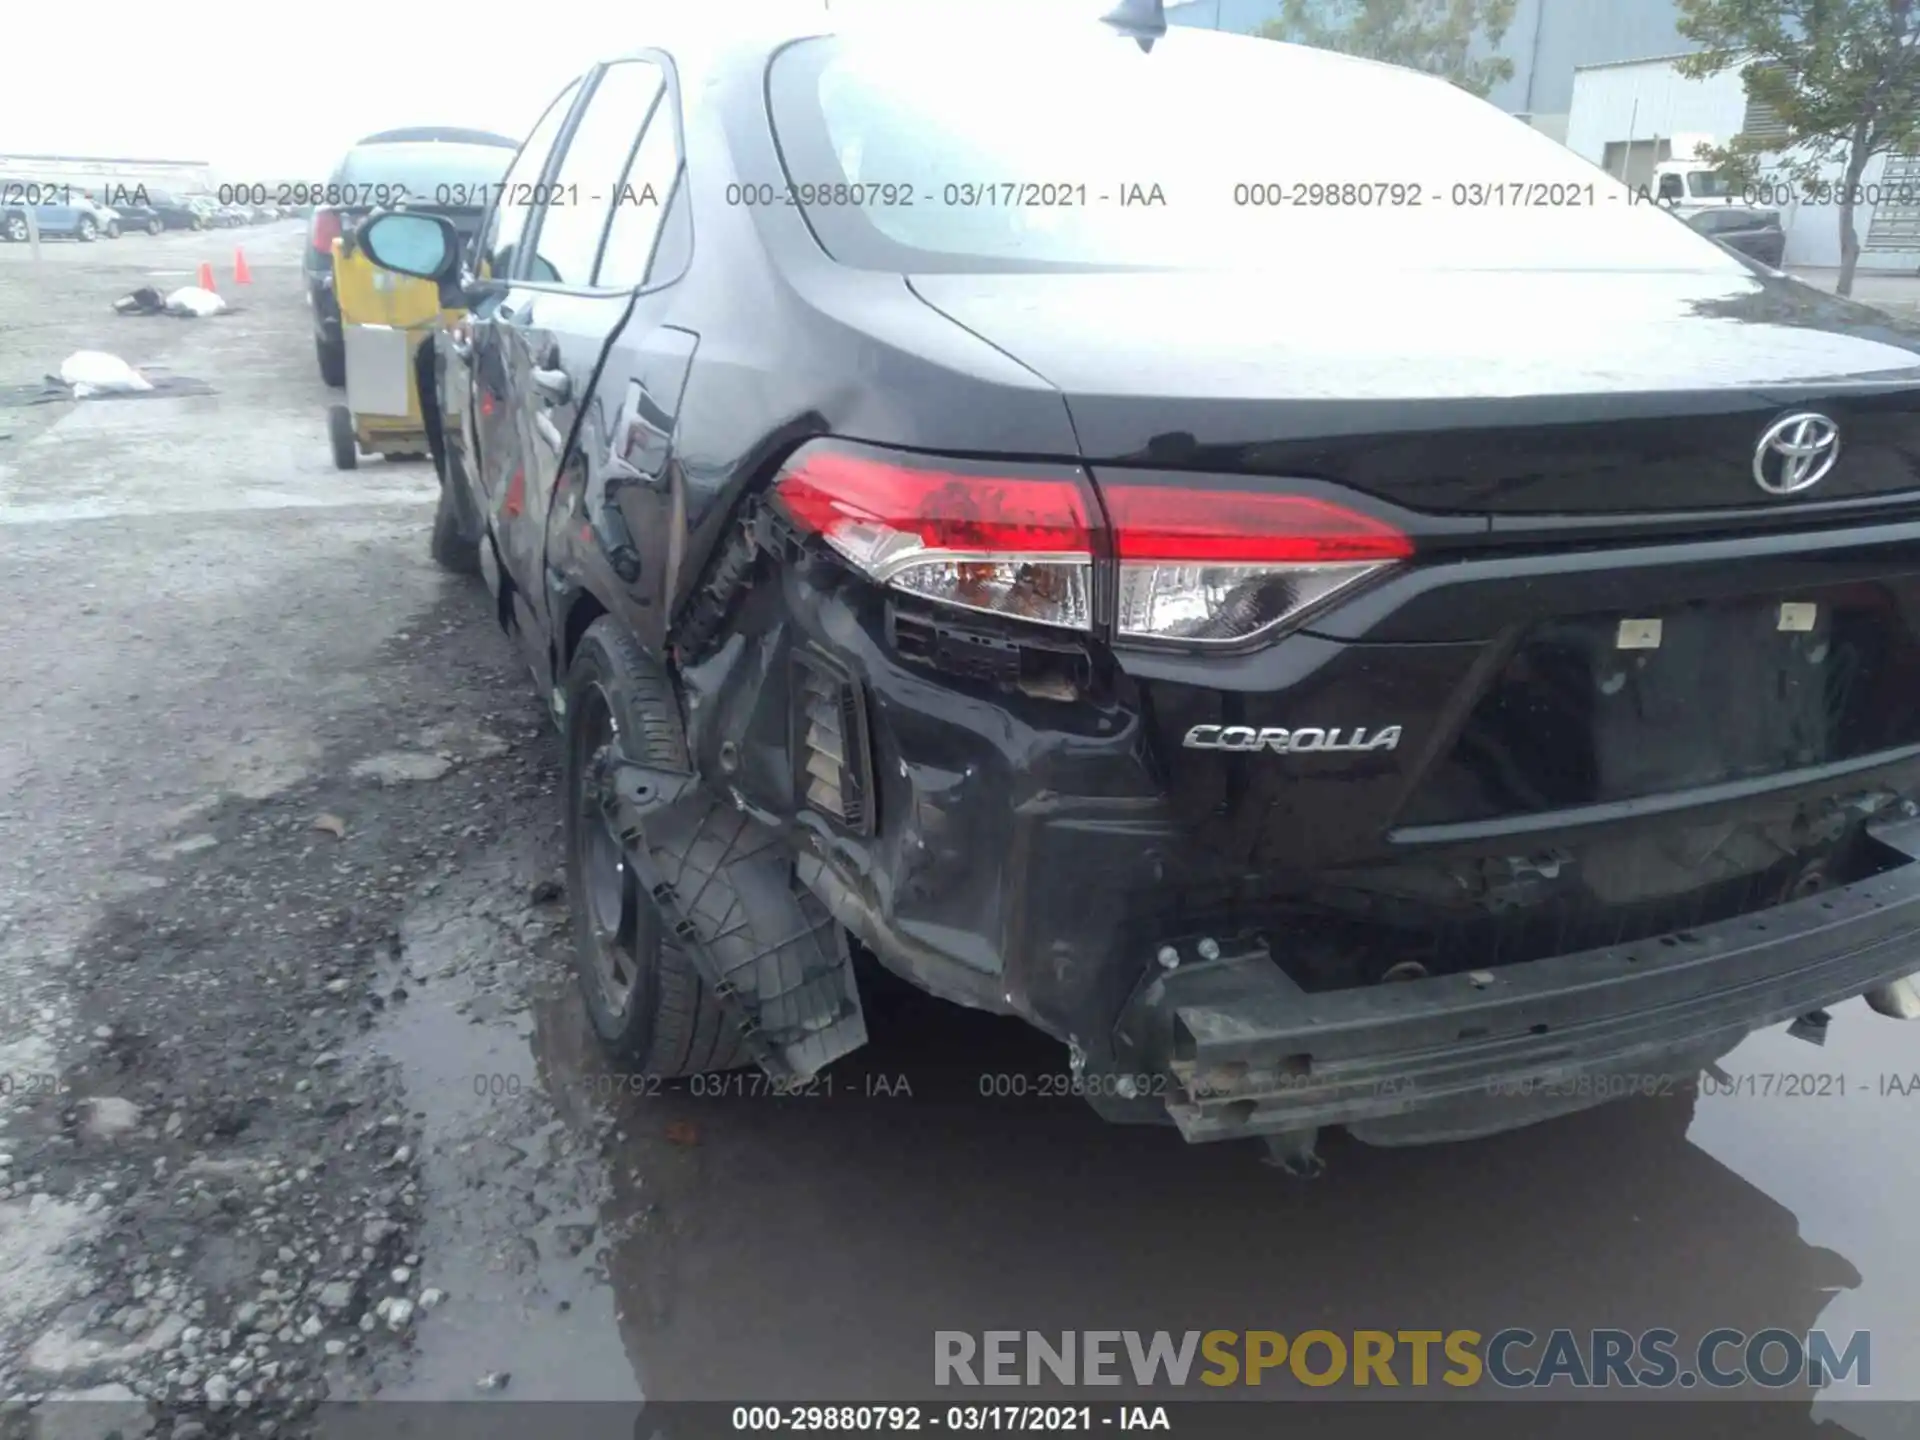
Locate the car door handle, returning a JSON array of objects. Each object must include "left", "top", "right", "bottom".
[{"left": 532, "top": 366, "right": 571, "bottom": 406}]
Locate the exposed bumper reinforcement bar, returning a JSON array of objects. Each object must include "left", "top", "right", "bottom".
[{"left": 1122, "top": 816, "right": 1920, "bottom": 1144}]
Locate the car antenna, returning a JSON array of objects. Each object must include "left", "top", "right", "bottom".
[{"left": 1100, "top": 0, "right": 1167, "bottom": 52}]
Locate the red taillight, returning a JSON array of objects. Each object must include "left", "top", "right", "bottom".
[
  {"left": 774, "top": 448, "right": 1094, "bottom": 556},
  {"left": 1102, "top": 487, "right": 1413, "bottom": 564},
  {"left": 772, "top": 441, "right": 1411, "bottom": 643},
  {"left": 311, "top": 208, "right": 342, "bottom": 253},
  {"left": 774, "top": 444, "right": 1096, "bottom": 630}
]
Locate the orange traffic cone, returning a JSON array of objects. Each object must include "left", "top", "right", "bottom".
[
  {"left": 234, "top": 248, "right": 251, "bottom": 285},
  {"left": 197, "top": 261, "right": 216, "bottom": 292}
]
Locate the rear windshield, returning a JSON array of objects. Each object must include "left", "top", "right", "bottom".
[
  {"left": 335, "top": 142, "right": 513, "bottom": 201},
  {"left": 766, "top": 25, "right": 1744, "bottom": 274}
]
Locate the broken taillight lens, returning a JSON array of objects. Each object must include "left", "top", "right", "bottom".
[
  {"left": 771, "top": 442, "right": 1412, "bottom": 643},
  {"left": 772, "top": 443, "right": 1098, "bottom": 629}
]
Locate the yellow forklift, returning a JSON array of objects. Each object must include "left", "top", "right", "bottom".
[{"left": 326, "top": 229, "right": 460, "bottom": 470}]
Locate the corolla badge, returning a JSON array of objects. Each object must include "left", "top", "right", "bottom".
[
  {"left": 1182, "top": 724, "right": 1402, "bottom": 754},
  {"left": 1753, "top": 412, "right": 1840, "bottom": 495}
]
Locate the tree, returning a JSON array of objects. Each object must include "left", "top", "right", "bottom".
[
  {"left": 1257, "top": 0, "right": 1520, "bottom": 99},
  {"left": 1675, "top": 0, "right": 1920, "bottom": 297}
]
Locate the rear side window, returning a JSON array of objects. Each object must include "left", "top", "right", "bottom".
[
  {"left": 478, "top": 78, "right": 582, "bottom": 283},
  {"left": 529, "top": 60, "right": 665, "bottom": 287},
  {"left": 595, "top": 94, "right": 683, "bottom": 289}
]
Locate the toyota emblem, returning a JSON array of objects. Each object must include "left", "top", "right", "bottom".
[{"left": 1753, "top": 412, "right": 1841, "bottom": 495}]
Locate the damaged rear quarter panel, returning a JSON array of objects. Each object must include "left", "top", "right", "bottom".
[{"left": 677, "top": 550, "right": 1162, "bottom": 1031}]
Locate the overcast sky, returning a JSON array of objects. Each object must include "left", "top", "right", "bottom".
[{"left": 1, "top": 0, "right": 1103, "bottom": 180}]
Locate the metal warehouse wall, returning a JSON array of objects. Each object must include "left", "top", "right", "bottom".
[
  {"left": 1781, "top": 150, "right": 1916, "bottom": 268},
  {"left": 1564, "top": 57, "right": 1920, "bottom": 270},
  {"left": 1169, "top": 0, "right": 1701, "bottom": 140},
  {"left": 1496, "top": 0, "right": 1701, "bottom": 122},
  {"left": 1564, "top": 61, "right": 1748, "bottom": 168}
]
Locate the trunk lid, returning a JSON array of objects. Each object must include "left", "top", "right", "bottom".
[{"left": 908, "top": 269, "right": 1920, "bottom": 516}]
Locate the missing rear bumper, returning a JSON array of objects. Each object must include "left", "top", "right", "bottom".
[{"left": 1117, "top": 817, "right": 1920, "bottom": 1144}]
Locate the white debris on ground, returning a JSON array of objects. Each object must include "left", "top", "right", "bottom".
[
  {"left": 164, "top": 288, "right": 228, "bottom": 319},
  {"left": 57, "top": 353, "right": 153, "bottom": 398}
]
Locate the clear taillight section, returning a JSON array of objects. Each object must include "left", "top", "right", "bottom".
[
  {"left": 772, "top": 445, "right": 1096, "bottom": 629},
  {"left": 1114, "top": 563, "right": 1386, "bottom": 643},
  {"left": 771, "top": 442, "right": 1412, "bottom": 644},
  {"left": 1102, "top": 485, "right": 1412, "bottom": 644}
]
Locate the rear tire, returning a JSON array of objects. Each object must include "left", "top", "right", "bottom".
[
  {"left": 564, "top": 619, "right": 751, "bottom": 1077},
  {"left": 316, "top": 335, "right": 346, "bottom": 388},
  {"left": 146, "top": 218, "right": 163, "bottom": 236},
  {"left": 105, "top": 219, "right": 121, "bottom": 239},
  {"left": 328, "top": 404, "right": 358, "bottom": 470},
  {"left": 76, "top": 216, "right": 97, "bottom": 242}
]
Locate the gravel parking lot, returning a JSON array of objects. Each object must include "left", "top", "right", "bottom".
[{"left": 4, "top": 225, "right": 1920, "bottom": 1439}]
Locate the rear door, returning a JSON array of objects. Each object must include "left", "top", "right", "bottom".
[
  {"left": 464, "top": 78, "right": 583, "bottom": 544},
  {"left": 576, "top": 77, "right": 695, "bottom": 656},
  {"left": 494, "top": 57, "right": 671, "bottom": 692}
]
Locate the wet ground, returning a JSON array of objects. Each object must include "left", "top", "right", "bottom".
[{"left": 3, "top": 223, "right": 1920, "bottom": 1439}]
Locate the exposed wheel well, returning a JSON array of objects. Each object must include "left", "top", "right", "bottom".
[
  {"left": 561, "top": 590, "right": 608, "bottom": 679},
  {"left": 415, "top": 337, "right": 446, "bottom": 481}
]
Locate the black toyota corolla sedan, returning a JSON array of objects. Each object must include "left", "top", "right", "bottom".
[{"left": 353, "top": 7, "right": 1920, "bottom": 1168}]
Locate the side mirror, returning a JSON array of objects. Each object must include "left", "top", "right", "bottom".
[{"left": 356, "top": 211, "right": 459, "bottom": 282}]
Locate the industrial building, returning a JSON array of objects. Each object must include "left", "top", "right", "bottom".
[
  {"left": 0, "top": 153, "right": 217, "bottom": 199},
  {"left": 1165, "top": 0, "right": 1702, "bottom": 141},
  {"left": 1563, "top": 54, "right": 1920, "bottom": 270},
  {"left": 1165, "top": 0, "right": 1915, "bottom": 271}
]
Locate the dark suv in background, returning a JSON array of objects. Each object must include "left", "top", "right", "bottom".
[{"left": 306, "top": 127, "right": 519, "bottom": 387}]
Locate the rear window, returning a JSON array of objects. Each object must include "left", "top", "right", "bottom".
[
  {"left": 335, "top": 142, "right": 514, "bottom": 203},
  {"left": 767, "top": 25, "right": 1744, "bottom": 274}
]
